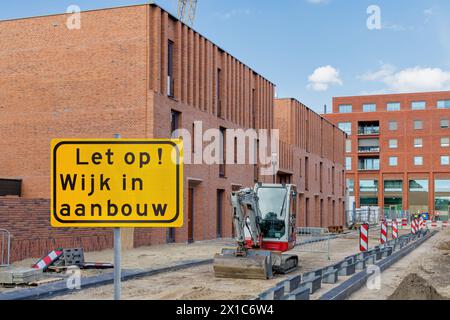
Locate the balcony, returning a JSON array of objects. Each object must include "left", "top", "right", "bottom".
[
  {"left": 358, "top": 156, "right": 380, "bottom": 171},
  {"left": 358, "top": 121, "right": 380, "bottom": 136},
  {"left": 358, "top": 146, "right": 380, "bottom": 153}
]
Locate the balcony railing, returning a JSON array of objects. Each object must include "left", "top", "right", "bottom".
[
  {"left": 358, "top": 146, "right": 380, "bottom": 153},
  {"left": 358, "top": 165, "right": 380, "bottom": 171},
  {"left": 358, "top": 127, "right": 380, "bottom": 135}
]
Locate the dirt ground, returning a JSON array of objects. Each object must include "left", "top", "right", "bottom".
[
  {"left": 348, "top": 229, "right": 450, "bottom": 300},
  {"left": 47, "top": 228, "right": 412, "bottom": 300}
]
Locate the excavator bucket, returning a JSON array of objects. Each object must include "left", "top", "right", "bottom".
[{"left": 213, "top": 249, "right": 273, "bottom": 280}]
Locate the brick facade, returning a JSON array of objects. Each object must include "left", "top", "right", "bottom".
[{"left": 0, "top": 4, "right": 346, "bottom": 261}]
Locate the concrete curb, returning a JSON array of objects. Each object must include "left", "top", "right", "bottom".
[
  {"left": 0, "top": 259, "right": 213, "bottom": 300},
  {"left": 319, "top": 230, "right": 437, "bottom": 300}
]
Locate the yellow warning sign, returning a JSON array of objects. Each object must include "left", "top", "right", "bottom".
[{"left": 51, "top": 139, "right": 183, "bottom": 228}]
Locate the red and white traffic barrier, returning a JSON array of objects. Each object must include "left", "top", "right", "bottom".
[
  {"left": 411, "top": 219, "right": 417, "bottom": 235},
  {"left": 360, "top": 224, "right": 369, "bottom": 252},
  {"left": 380, "top": 221, "right": 388, "bottom": 244},
  {"left": 32, "top": 249, "right": 63, "bottom": 270},
  {"left": 402, "top": 218, "right": 408, "bottom": 229},
  {"left": 443, "top": 221, "right": 448, "bottom": 228},
  {"left": 392, "top": 219, "right": 398, "bottom": 239}
]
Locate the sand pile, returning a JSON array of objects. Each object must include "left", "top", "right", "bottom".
[{"left": 389, "top": 273, "right": 446, "bottom": 300}]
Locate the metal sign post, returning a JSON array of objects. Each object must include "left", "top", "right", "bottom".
[{"left": 114, "top": 133, "right": 121, "bottom": 300}]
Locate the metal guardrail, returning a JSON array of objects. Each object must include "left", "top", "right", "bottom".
[
  {"left": 296, "top": 227, "right": 331, "bottom": 260},
  {"left": 0, "top": 228, "right": 11, "bottom": 267}
]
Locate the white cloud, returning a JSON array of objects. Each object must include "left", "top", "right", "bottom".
[
  {"left": 307, "top": 65, "right": 343, "bottom": 91},
  {"left": 360, "top": 64, "right": 450, "bottom": 92}
]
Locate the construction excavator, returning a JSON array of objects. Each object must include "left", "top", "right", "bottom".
[{"left": 213, "top": 183, "right": 299, "bottom": 280}]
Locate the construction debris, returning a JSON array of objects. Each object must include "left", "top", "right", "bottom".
[{"left": 0, "top": 267, "right": 43, "bottom": 285}]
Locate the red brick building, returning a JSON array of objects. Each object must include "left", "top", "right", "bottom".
[
  {"left": 324, "top": 91, "right": 450, "bottom": 220},
  {"left": 0, "top": 4, "right": 345, "bottom": 261},
  {"left": 275, "top": 99, "right": 346, "bottom": 227}
]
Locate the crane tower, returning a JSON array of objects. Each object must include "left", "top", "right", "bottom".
[{"left": 177, "top": 0, "right": 197, "bottom": 27}]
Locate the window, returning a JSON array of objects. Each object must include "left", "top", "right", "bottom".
[
  {"left": 389, "top": 121, "right": 398, "bottom": 131},
  {"left": 167, "top": 40, "right": 174, "bottom": 98},
  {"left": 217, "top": 68, "right": 222, "bottom": 117},
  {"left": 339, "top": 104, "right": 352, "bottom": 113},
  {"left": 389, "top": 157, "right": 398, "bottom": 166},
  {"left": 359, "top": 180, "right": 379, "bottom": 206},
  {"left": 347, "top": 179, "right": 354, "bottom": 195},
  {"left": 441, "top": 137, "right": 450, "bottom": 147},
  {"left": 414, "top": 156, "right": 423, "bottom": 166},
  {"left": 389, "top": 139, "right": 398, "bottom": 149},
  {"left": 363, "top": 103, "right": 376, "bottom": 112},
  {"left": 409, "top": 179, "right": 429, "bottom": 213},
  {"left": 411, "top": 101, "right": 426, "bottom": 110},
  {"left": 441, "top": 156, "right": 450, "bottom": 165},
  {"left": 219, "top": 127, "right": 226, "bottom": 177},
  {"left": 414, "top": 120, "right": 423, "bottom": 130},
  {"left": 440, "top": 119, "right": 449, "bottom": 129},
  {"left": 170, "top": 110, "right": 181, "bottom": 137},
  {"left": 338, "top": 122, "right": 352, "bottom": 135},
  {"left": 435, "top": 179, "right": 450, "bottom": 219},
  {"left": 345, "top": 157, "right": 352, "bottom": 170},
  {"left": 387, "top": 102, "right": 401, "bottom": 111},
  {"left": 346, "top": 139, "right": 352, "bottom": 153},
  {"left": 414, "top": 138, "right": 423, "bottom": 148},
  {"left": 437, "top": 100, "right": 450, "bottom": 109}
]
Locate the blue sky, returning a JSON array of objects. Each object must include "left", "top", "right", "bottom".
[{"left": 2, "top": 0, "right": 450, "bottom": 113}]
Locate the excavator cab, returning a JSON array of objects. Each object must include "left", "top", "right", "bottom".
[{"left": 213, "top": 184, "right": 299, "bottom": 280}]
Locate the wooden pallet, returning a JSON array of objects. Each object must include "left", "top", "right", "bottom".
[{"left": 328, "top": 225, "right": 344, "bottom": 234}]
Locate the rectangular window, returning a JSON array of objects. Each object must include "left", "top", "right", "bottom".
[
  {"left": 389, "top": 121, "right": 398, "bottom": 131},
  {"left": 411, "top": 101, "right": 426, "bottom": 110},
  {"left": 359, "top": 179, "right": 379, "bottom": 207},
  {"left": 441, "top": 156, "right": 450, "bottom": 165},
  {"left": 440, "top": 119, "right": 449, "bottom": 129},
  {"left": 345, "top": 157, "right": 352, "bottom": 170},
  {"left": 346, "top": 139, "right": 352, "bottom": 153},
  {"left": 387, "top": 102, "right": 401, "bottom": 111},
  {"left": 389, "top": 139, "right": 398, "bottom": 149},
  {"left": 384, "top": 180, "right": 403, "bottom": 210},
  {"left": 217, "top": 68, "right": 222, "bottom": 117},
  {"left": 363, "top": 103, "right": 376, "bottom": 112},
  {"left": 414, "top": 120, "right": 423, "bottom": 130},
  {"left": 338, "top": 122, "right": 352, "bottom": 135},
  {"left": 441, "top": 137, "right": 450, "bottom": 147},
  {"left": 409, "top": 179, "right": 429, "bottom": 213},
  {"left": 414, "top": 156, "right": 423, "bottom": 166},
  {"left": 167, "top": 40, "right": 174, "bottom": 98},
  {"left": 435, "top": 179, "right": 450, "bottom": 219},
  {"left": 346, "top": 179, "right": 354, "bottom": 196},
  {"left": 219, "top": 127, "right": 226, "bottom": 177},
  {"left": 389, "top": 157, "right": 398, "bottom": 166},
  {"left": 414, "top": 138, "right": 423, "bottom": 148},
  {"left": 339, "top": 104, "right": 352, "bottom": 113},
  {"left": 170, "top": 110, "right": 181, "bottom": 137},
  {"left": 437, "top": 100, "right": 450, "bottom": 109}
]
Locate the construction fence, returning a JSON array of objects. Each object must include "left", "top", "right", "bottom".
[
  {"left": 296, "top": 227, "right": 331, "bottom": 260},
  {"left": 0, "top": 228, "right": 10, "bottom": 267}
]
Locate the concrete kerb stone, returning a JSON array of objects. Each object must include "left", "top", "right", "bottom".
[
  {"left": 338, "top": 262, "right": 356, "bottom": 276},
  {"left": 0, "top": 259, "right": 213, "bottom": 300},
  {"left": 300, "top": 274, "right": 322, "bottom": 294},
  {"left": 319, "top": 230, "right": 438, "bottom": 300},
  {"left": 259, "top": 285, "right": 285, "bottom": 300},
  {"left": 322, "top": 269, "right": 339, "bottom": 284},
  {"left": 276, "top": 275, "right": 301, "bottom": 294},
  {"left": 286, "top": 286, "right": 310, "bottom": 300}
]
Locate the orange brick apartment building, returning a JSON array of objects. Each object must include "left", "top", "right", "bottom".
[
  {"left": 324, "top": 91, "right": 450, "bottom": 221},
  {"left": 0, "top": 4, "right": 345, "bottom": 261}
]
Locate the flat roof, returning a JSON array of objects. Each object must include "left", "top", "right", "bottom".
[
  {"left": 0, "top": 2, "right": 275, "bottom": 86},
  {"left": 333, "top": 90, "right": 450, "bottom": 100}
]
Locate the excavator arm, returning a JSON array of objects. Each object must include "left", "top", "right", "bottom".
[{"left": 231, "top": 188, "right": 263, "bottom": 254}]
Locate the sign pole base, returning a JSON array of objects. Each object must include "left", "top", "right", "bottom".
[{"left": 114, "top": 227, "right": 121, "bottom": 300}]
